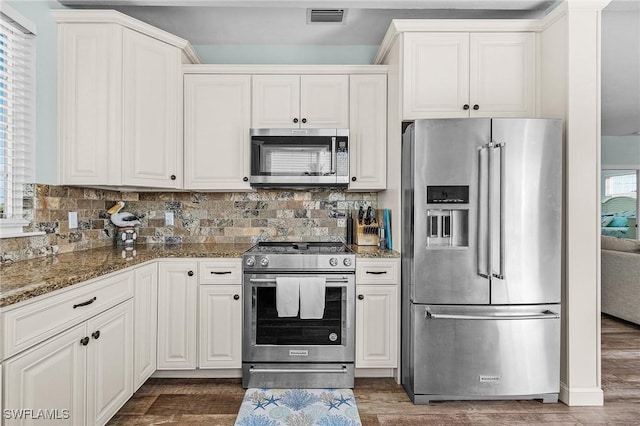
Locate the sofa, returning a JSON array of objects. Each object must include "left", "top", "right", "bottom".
[{"left": 601, "top": 236, "right": 640, "bottom": 325}]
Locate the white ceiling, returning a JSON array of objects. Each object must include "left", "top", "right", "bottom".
[{"left": 57, "top": 0, "right": 640, "bottom": 136}]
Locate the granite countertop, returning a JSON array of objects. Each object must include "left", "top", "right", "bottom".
[
  {"left": 0, "top": 243, "right": 400, "bottom": 309},
  {"left": 0, "top": 244, "right": 253, "bottom": 308},
  {"left": 347, "top": 245, "right": 401, "bottom": 259}
]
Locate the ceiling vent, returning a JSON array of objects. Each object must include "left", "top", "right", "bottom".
[{"left": 307, "top": 9, "right": 347, "bottom": 24}]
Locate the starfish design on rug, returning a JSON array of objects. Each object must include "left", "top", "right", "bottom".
[
  {"left": 253, "top": 400, "right": 267, "bottom": 410},
  {"left": 327, "top": 399, "right": 340, "bottom": 411},
  {"left": 265, "top": 395, "right": 280, "bottom": 407},
  {"left": 335, "top": 395, "right": 353, "bottom": 407}
]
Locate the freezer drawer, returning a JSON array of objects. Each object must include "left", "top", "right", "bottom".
[{"left": 411, "top": 304, "right": 560, "bottom": 398}]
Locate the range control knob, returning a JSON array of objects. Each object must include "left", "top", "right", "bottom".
[
  {"left": 343, "top": 258, "right": 353, "bottom": 267},
  {"left": 245, "top": 256, "right": 255, "bottom": 267},
  {"left": 329, "top": 257, "right": 338, "bottom": 267},
  {"left": 260, "top": 257, "right": 270, "bottom": 267}
]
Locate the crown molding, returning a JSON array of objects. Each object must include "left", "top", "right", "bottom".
[{"left": 52, "top": 9, "right": 201, "bottom": 64}]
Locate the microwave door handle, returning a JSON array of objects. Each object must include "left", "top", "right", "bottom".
[{"left": 331, "top": 137, "right": 337, "bottom": 175}]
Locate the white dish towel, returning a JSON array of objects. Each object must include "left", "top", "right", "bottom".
[
  {"left": 299, "top": 277, "right": 326, "bottom": 319},
  {"left": 275, "top": 277, "right": 300, "bottom": 317}
]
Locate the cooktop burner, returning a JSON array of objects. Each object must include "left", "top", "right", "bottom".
[{"left": 247, "top": 241, "right": 351, "bottom": 254}]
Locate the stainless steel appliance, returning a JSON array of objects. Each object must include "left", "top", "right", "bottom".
[
  {"left": 402, "top": 118, "right": 562, "bottom": 404},
  {"left": 250, "top": 128, "right": 349, "bottom": 188},
  {"left": 242, "top": 242, "right": 356, "bottom": 388}
]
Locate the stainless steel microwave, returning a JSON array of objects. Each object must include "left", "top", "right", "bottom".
[{"left": 250, "top": 128, "right": 349, "bottom": 188}]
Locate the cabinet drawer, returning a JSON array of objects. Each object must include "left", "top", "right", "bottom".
[
  {"left": 199, "top": 259, "right": 242, "bottom": 285},
  {"left": 356, "top": 259, "right": 400, "bottom": 285},
  {"left": 2, "top": 270, "right": 134, "bottom": 360}
]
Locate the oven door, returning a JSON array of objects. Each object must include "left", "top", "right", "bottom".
[{"left": 243, "top": 273, "right": 355, "bottom": 363}]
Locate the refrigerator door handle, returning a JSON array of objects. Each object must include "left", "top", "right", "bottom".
[
  {"left": 477, "top": 145, "right": 490, "bottom": 278},
  {"left": 425, "top": 308, "right": 560, "bottom": 320},
  {"left": 492, "top": 142, "right": 506, "bottom": 280}
]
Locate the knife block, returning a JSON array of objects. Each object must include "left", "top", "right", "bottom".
[{"left": 355, "top": 221, "right": 380, "bottom": 246}]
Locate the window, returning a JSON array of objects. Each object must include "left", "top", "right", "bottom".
[
  {"left": 0, "top": 6, "right": 36, "bottom": 237},
  {"left": 605, "top": 172, "right": 637, "bottom": 198}
]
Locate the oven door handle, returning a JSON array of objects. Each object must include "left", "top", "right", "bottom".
[
  {"left": 249, "top": 366, "right": 348, "bottom": 374},
  {"left": 249, "top": 277, "right": 350, "bottom": 284}
]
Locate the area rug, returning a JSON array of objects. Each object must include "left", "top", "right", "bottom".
[{"left": 235, "top": 388, "right": 362, "bottom": 426}]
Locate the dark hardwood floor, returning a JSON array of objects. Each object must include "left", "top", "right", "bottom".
[{"left": 109, "top": 315, "right": 640, "bottom": 425}]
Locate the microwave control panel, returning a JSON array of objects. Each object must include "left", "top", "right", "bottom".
[{"left": 336, "top": 140, "right": 349, "bottom": 177}]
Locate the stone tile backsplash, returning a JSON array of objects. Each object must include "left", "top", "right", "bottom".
[{"left": 0, "top": 184, "right": 377, "bottom": 264}]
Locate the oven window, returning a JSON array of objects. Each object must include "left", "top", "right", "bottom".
[{"left": 254, "top": 287, "right": 344, "bottom": 345}]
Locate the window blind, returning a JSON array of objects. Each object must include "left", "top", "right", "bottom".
[{"left": 0, "top": 12, "right": 35, "bottom": 221}]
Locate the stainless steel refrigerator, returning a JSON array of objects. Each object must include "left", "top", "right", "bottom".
[{"left": 401, "top": 118, "right": 562, "bottom": 404}]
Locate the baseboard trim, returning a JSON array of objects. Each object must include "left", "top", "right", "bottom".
[
  {"left": 355, "top": 368, "right": 396, "bottom": 378},
  {"left": 559, "top": 382, "right": 604, "bottom": 406},
  {"left": 152, "top": 369, "right": 242, "bottom": 378}
]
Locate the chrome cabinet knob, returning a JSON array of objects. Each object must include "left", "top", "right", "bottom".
[{"left": 260, "top": 257, "right": 269, "bottom": 267}]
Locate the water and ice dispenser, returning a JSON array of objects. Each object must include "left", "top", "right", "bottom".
[{"left": 426, "top": 186, "right": 469, "bottom": 247}]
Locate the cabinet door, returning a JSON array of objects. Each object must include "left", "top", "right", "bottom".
[
  {"left": 198, "top": 286, "right": 243, "bottom": 369},
  {"left": 403, "top": 33, "right": 470, "bottom": 119},
  {"left": 252, "top": 75, "right": 300, "bottom": 128},
  {"left": 157, "top": 262, "right": 198, "bottom": 369},
  {"left": 349, "top": 74, "right": 387, "bottom": 190},
  {"left": 86, "top": 300, "right": 133, "bottom": 426},
  {"left": 470, "top": 33, "right": 535, "bottom": 117},
  {"left": 355, "top": 285, "right": 398, "bottom": 368},
  {"left": 57, "top": 23, "right": 122, "bottom": 185},
  {"left": 3, "top": 324, "right": 86, "bottom": 426},
  {"left": 122, "top": 28, "right": 182, "bottom": 188},
  {"left": 133, "top": 263, "right": 158, "bottom": 391},
  {"left": 184, "top": 74, "right": 251, "bottom": 190},
  {"left": 300, "top": 75, "right": 350, "bottom": 128}
]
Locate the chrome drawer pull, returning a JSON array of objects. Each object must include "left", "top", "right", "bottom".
[
  {"left": 73, "top": 297, "right": 96, "bottom": 309},
  {"left": 366, "top": 271, "right": 387, "bottom": 275},
  {"left": 211, "top": 271, "right": 233, "bottom": 275}
]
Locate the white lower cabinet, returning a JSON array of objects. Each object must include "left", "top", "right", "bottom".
[
  {"left": 198, "top": 286, "right": 243, "bottom": 369},
  {"left": 86, "top": 301, "right": 134, "bottom": 426},
  {"left": 355, "top": 259, "right": 400, "bottom": 369},
  {"left": 157, "top": 261, "right": 198, "bottom": 369},
  {"left": 3, "top": 300, "right": 133, "bottom": 426},
  {"left": 355, "top": 285, "right": 398, "bottom": 368},
  {"left": 133, "top": 263, "right": 158, "bottom": 390}
]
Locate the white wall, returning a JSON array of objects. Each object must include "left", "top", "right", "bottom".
[{"left": 602, "top": 135, "right": 640, "bottom": 167}]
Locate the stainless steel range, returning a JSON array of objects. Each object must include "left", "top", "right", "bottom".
[{"left": 242, "top": 242, "right": 356, "bottom": 388}]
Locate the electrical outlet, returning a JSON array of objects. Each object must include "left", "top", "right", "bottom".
[
  {"left": 165, "top": 212, "right": 174, "bottom": 226},
  {"left": 69, "top": 212, "right": 78, "bottom": 229}
]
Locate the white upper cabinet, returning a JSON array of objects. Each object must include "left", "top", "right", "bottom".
[
  {"left": 402, "top": 32, "right": 535, "bottom": 119},
  {"left": 300, "top": 75, "right": 350, "bottom": 128},
  {"left": 252, "top": 75, "right": 349, "bottom": 128},
  {"left": 184, "top": 74, "right": 251, "bottom": 190},
  {"left": 55, "top": 11, "right": 197, "bottom": 188},
  {"left": 469, "top": 32, "right": 535, "bottom": 117},
  {"left": 349, "top": 74, "right": 387, "bottom": 191},
  {"left": 122, "top": 28, "right": 182, "bottom": 188},
  {"left": 57, "top": 23, "right": 123, "bottom": 186},
  {"left": 403, "top": 32, "right": 470, "bottom": 119},
  {"left": 252, "top": 75, "right": 300, "bottom": 128}
]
